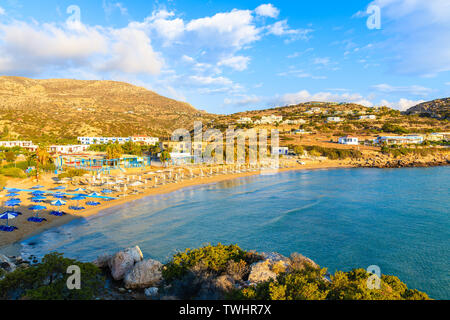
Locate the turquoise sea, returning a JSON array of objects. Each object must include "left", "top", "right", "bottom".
[{"left": 19, "top": 167, "right": 450, "bottom": 299}]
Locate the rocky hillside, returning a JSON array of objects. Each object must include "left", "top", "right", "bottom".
[
  {"left": 404, "top": 98, "right": 450, "bottom": 120},
  {"left": 0, "top": 76, "right": 216, "bottom": 143}
]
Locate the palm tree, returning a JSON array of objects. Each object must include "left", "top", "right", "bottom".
[{"left": 33, "top": 146, "right": 50, "bottom": 182}]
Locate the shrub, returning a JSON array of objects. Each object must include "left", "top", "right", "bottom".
[
  {"left": 233, "top": 266, "right": 430, "bottom": 300},
  {"left": 0, "top": 252, "right": 105, "bottom": 300},
  {"left": 0, "top": 167, "right": 26, "bottom": 178},
  {"left": 58, "top": 169, "right": 88, "bottom": 179},
  {"left": 162, "top": 244, "right": 259, "bottom": 283}
]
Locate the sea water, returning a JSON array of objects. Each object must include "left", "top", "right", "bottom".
[{"left": 19, "top": 167, "right": 450, "bottom": 299}]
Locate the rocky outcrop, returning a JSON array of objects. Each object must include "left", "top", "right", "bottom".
[
  {"left": 124, "top": 259, "right": 163, "bottom": 289},
  {"left": 248, "top": 252, "right": 291, "bottom": 284},
  {"left": 351, "top": 153, "right": 449, "bottom": 169},
  {"left": 108, "top": 246, "right": 143, "bottom": 281}
]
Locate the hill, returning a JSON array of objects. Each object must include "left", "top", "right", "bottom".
[
  {"left": 404, "top": 98, "right": 450, "bottom": 120},
  {"left": 0, "top": 76, "right": 215, "bottom": 144}
]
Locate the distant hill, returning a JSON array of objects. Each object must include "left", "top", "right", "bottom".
[
  {"left": 404, "top": 98, "right": 450, "bottom": 120},
  {"left": 0, "top": 76, "right": 215, "bottom": 144}
]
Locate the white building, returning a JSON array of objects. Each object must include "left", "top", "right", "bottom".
[
  {"left": 131, "top": 136, "right": 159, "bottom": 146},
  {"left": 359, "top": 115, "right": 376, "bottom": 120},
  {"left": 49, "top": 145, "right": 89, "bottom": 154},
  {"left": 326, "top": 117, "right": 343, "bottom": 123},
  {"left": 236, "top": 117, "right": 253, "bottom": 124},
  {"left": 283, "top": 119, "right": 306, "bottom": 125},
  {"left": 271, "top": 147, "right": 289, "bottom": 155},
  {"left": 338, "top": 136, "right": 359, "bottom": 145},
  {"left": 255, "top": 115, "right": 283, "bottom": 125},
  {"left": 0, "top": 141, "right": 38, "bottom": 151},
  {"left": 78, "top": 136, "right": 159, "bottom": 146}
]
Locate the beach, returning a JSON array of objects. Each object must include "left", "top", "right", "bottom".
[{"left": 0, "top": 159, "right": 354, "bottom": 251}]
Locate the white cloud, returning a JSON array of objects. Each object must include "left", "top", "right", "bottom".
[
  {"left": 255, "top": 4, "right": 280, "bottom": 18},
  {"left": 313, "top": 57, "right": 330, "bottom": 66},
  {"left": 103, "top": 1, "right": 128, "bottom": 17},
  {"left": 189, "top": 75, "right": 234, "bottom": 86},
  {"left": 224, "top": 95, "right": 261, "bottom": 107},
  {"left": 0, "top": 7, "right": 5, "bottom": 15},
  {"left": 186, "top": 9, "right": 261, "bottom": 50},
  {"left": 276, "top": 90, "right": 373, "bottom": 107},
  {"left": 218, "top": 55, "right": 250, "bottom": 71},
  {"left": 380, "top": 98, "right": 425, "bottom": 111},
  {"left": 101, "top": 27, "right": 163, "bottom": 75},
  {"left": 0, "top": 20, "right": 163, "bottom": 76},
  {"left": 266, "top": 20, "right": 313, "bottom": 42},
  {"left": 364, "top": 0, "right": 450, "bottom": 75},
  {"left": 277, "top": 69, "right": 326, "bottom": 80},
  {"left": 371, "top": 84, "right": 432, "bottom": 96}
]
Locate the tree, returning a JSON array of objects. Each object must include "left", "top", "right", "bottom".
[
  {"left": 122, "top": 141, "right": 142, "bottom": 156},
  {"left": 4, "top": 151, "right": 16, "bottom": 163},
  {"left": 106, "top": 143, "right": 123, "bottom": 160},
  {"left": 32, "top": 146, "right": 50, "bottom": 182},
  {"left": 160, "top": 150, "right": 171, "bottom": 166}
]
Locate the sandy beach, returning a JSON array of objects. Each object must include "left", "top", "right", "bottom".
[{"left": 0, "top": 160, "right": 353, "bottom": 251}]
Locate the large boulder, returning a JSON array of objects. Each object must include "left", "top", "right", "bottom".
[
  {"left": 248, "top": 252, "right": 290, "bottom": 284},
  {"left": 92, "top": 253, "right": 113, "bottom": 268},
  {"left": 0, "top": 254, "right": 16, "bottom": 273},
  {"left": 108, "top": 246, "right": 143, "bottom": 281},
  {"left": 124, "top": 259, "right": 163, "bottom": 289}
]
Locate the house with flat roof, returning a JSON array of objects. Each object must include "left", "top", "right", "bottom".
[
  {"left": 49, "top": 145, "right": 89, "bottom": 154},
  {"left": 326, "top": 117, "right": 343, "bottom": 123},
  {"left": 236, "top": 117, "right": 253, "bottom": 124},
  {"left": 338, "top": 136, "right": 359, "bottom": 145},
  {"left": 0, "top": 141, "right": 38, "bottom": 151},
  {"left": 375, "top": 135, "right": 424, "bottom": 145},
  {"left": 271, "top": 146, "right": 289, "bottom": 155},
  {"left": 359, "top": 115, "right": 376, "bottom": 120}
]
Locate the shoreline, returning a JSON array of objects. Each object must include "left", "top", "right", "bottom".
[{"left": 1, "top": 160, "right": 448, "bottom": 255}]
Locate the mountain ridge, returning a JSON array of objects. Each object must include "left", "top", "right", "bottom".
[
  {"left": 0, "top": 76, "right": 215, "bottom": 144},
  {"left": 404, "top": 97, "right": 450, "bottom": 120}
]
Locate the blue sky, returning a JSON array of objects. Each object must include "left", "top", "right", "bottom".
[{"left": 0, "top": 0, "right": 449, "bottom": 114}]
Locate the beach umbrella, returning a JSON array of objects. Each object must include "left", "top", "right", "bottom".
[
  {"left": 31, "top": 185, "right": 44, "bottom": 189},
  {"left": 101, "top": 189, "right": 113, "bottom": 194},
  {"left": 53, "top": 193, "right": 66, "bottom": 199},
  {"left": 74, "top": 188, "right": 86, "bottom": 192},
  {"left": 4, "top": 200, "right": 21, "bottom": 214},
  {"left": 71, "top": 195, "right": 86, "bottom": 207},
  {"left": 31, "top": 190, "right": 46, "bottom": 195},
  {"left": 54, "top": 186, "right": 66, "bottom": 190},
  {"left": 28, "top": 205, "right": 47, "bottom": 218},
  {"left": 0, "top": 212, "right": 17, "bottom": 226},
  {"left": 89, "top": 192, "right": 100, "bottom": 197},
  {"left": 31, "top": 196, "right": 46, "bottom": 203},
  {"left": 86, "top": 201, "right": 101, "bottom": 206},
  {"left": 51, "top": 199, "right": 67, "bottom": 215},
  {"left": 6, "top": 192, "right": 20, "bottom": 197},
  {"left": 6, "top": 188, "right": 21, "bottom": 193}
]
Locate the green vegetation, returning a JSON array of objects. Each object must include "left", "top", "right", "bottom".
[
  {"left": 380, "top": 145, "right": 442, "bottom": 158},
  {"left": 58, "top": 168, "right": 88, "bottom": 179},
  {"left": 235, "top": 267, "right": 430, "bottom": 300},
  {"left": 162, "top": 244, "right": 262, "bottom": 284},
  {"left": 303, "top": 145, "right": 363, "bottom": 160},
  {"left": 0, "top": 252, "right": 104, "bottom": 300},
  {"left": 381, "top": 123, "right": 409, "bottom": 134},
  {"left": 0, "top": 167, "right": 27, "bottom": 178},
  {"left": 106, "top": 143, "right": 123, "bottom": 160}
]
